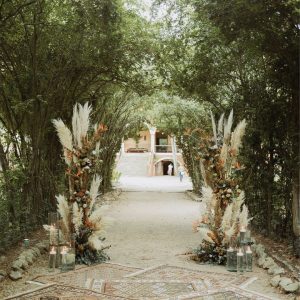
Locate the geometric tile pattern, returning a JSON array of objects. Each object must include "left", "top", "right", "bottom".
[
  {"left": 125, "top": 265, "right": 256, "bottom": 289},
  {"left": 6, "top": 264, "right": 275, "bottom": 300},
  {"left": 180, "top": 286, "right": 274, "bottom": 300},
  {"left": 101, "top": 280, "right": 198, "bottom": 298},
  {"left": 3, "top": 283, "right": 126, "bottom": 300},
  {"left": 33, "top": 263, "right": 141, "bottom": 288}
]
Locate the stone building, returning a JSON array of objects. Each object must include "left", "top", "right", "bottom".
[{"left": 120, "top": 127, "right": 186, "bottom": 176}]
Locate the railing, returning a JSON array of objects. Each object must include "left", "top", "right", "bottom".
[{"left": 155, "top": 145, "right": 172, "bottom": 153}]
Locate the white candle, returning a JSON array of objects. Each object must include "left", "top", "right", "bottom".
[
  {"left": 240, "top": 226, "right": 246, "bottom": 242},
  {"left": 49, "top": 246, "right": 56, "bottom": 270},
  {"left": 61, "top": 246, "right": 68, "bottom": 264},
  {"left": 246, "top": 246, "right": 252, "bottom": 254},
  {"left": 237, "top": 248, "right": 244, "bottom": 256},
  {"left": 50, "top": 246, "right": 56, "bottom": 255}
]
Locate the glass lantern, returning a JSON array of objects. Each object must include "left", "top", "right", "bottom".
[
  {"left": 245, "top": 246, "right": 253, "bottom": 272},
  {"left": 226, "top": 247, "right": 237, "bottom": 272},
  {"left": 48, "top": 246, "right": 57, "bottom": 271},
  {"left": 48, "top": 212, "right": 60, "bottom": 246},
  {"left": 237, "top": 248, "right": 245, "bottom": 274},
  {"left": 61, "top": 234, "right": 76, "bottom": 272}
]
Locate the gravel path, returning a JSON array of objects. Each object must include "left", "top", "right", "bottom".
[{"left": 106, "top": 176, "right": 292, "bottom": 300}]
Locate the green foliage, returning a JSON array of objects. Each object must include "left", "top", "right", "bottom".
[
  {"left": 154, "top": 0, "right": 299, "bottom": 242},
  {"left": 0, "top": 0, "right": 160, "bottom": 247}
]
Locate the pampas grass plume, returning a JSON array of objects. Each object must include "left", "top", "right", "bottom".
[
  {"left": 218, "top": 113, "right": 225, "bottom": 135},
  {"left": 53, "top": 119, "right": 73, "bottom": 151},
  {"left": 239, "top": 204, "right": 252, "bottom": 228},
  {"left": 89, "top": 175, "right": 102, "bottom": 211},
  {"left": 230, "top": 119, "right": 247, "bottom": 154},
  {"left": 73, "top": 202, "right": 83, "bottom": 234},
  {"left": 72, "top": 102, "right": 92, "bottom": 148},
  {"left": 210, "top": 110, "right": 217, "bottom": 145},
  {"left": 56, "top": 195, "right": 69, "bottom": 233},
  {"left": 224, "top": 110, "right": 233, "bottom": 142},
  {"left": 221, "top": 203, "right": 233, "bottom": 232}
]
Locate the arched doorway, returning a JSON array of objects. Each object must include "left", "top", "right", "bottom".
[
  {"left": 154, "top": 158, "right": 177, "bottom": 176},
  {"left": 162, "top": 161, "right": 174, "bottom": 175}
]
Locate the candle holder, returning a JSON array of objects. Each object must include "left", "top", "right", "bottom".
[
  {"left": 245, "top": 246, "right": 253, "bottom": 272},
  {"left": 48, "top": 212, "right": 60, "bottom": 246},
  {"left": 61, "top": 234, "right": 75, "bottom": 272},
  {"left": 226, "top": 247, "right": 237, "bottom": 272},
  {"left": 237, "top": 248, "right": 245, "bottom": 275},
  {"left": 23, "top": 238, "right": 30, "bottom": 248},
  {"left": 239, "top": 226, "right": 246, "bottom": 243},
  {"left": 48, "top": 246, "right": 57, "bottom": 271}
]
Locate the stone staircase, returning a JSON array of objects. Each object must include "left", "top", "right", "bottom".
[{"left": 116, "top": 153, "right": 150, "bottom": 177}]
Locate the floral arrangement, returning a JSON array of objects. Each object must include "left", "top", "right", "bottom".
[
  {"left": 51, "top": 102, "right": 110, "bottom": 265},
  {"left": 192, "top": 110, "right": 251, "bottom": 264}
]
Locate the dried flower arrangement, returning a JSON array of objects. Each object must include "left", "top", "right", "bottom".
[
  {"left": 50, "top": 102, "right": 110, "bottom": 265},
  {"left": 192, "top": 110, "right": 251, "bottom": 264}
]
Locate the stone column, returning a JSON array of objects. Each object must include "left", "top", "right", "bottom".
[
  {"left": 171, "top": 135, "right": 178, "bottom": 175},
  {"left": 149, "top": 127, "right": 156, "bottom": 154},
  {"left": 121, "top": 138, "right": 125, "bottom": 154}
]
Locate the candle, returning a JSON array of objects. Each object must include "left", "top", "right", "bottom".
[
  {"left": 237, "top": 248, "right": 244, "bottom": 274},
  {"left": 239, "top": 226, "right": 246, "bottom": 242},
  {"left": 60, "top": 246, "right": 68, "bottom": 265},
  {"left": 60, "top": 246, "right": 75, "bottom": 272},
  {"left": 48, "top": 246, "right": 56, "bottom": 271},
  {"left": 245, "top": 246, "right": 253, "bottom": 272},
  {"left": 23, "top": 239, "right": 30, "bottom": 248}
]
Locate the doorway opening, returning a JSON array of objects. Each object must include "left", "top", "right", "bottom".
[{"left": 162, "top": 161, "right": 174, "bottom": 175}]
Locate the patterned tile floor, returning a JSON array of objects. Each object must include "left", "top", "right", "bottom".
[
  {"left": 33, "top": 263, "right": 141, "bottom": 287},
  {"left": 179, "top": 286, "right": 274, "bottom": 300},
  {"left": 102, "top": 280, "right": 197, "bottom": 298},
  {"left": 3, "top": 283, "right": 126, "bottom": 300},
  {"left": 5, "top": 264, "right": 274, "bottom": 300},
  {"left": 125, "top": 265, "right": 256, "bottom": 289}
]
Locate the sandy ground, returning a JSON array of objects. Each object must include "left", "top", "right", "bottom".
[
  {"left": 115, "top": 175, "right": 193, "bottom": 192},
  {"left": 106, "top": 176, "right": 293, "bottom": 300},
  {"left": 0, "top": 176, "right": 295, "bottom": 299}
]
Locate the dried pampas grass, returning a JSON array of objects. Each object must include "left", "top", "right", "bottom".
[
  {"left": 56, "top": 195, "right": 69, "bottom": 233},
  {"left": 52, "top": 119, "right": 73, "bottom": 151},
  {"left": 239, "top": 204, "right": 252, "bottom": 228},
  {"left": 89, "top": 175, "right": 102, "bottom": 211},
  {"left": 221, "top": 203, "right": 233, "bottom": 232},
  {"left": 230, "top": 119, "right": 247, "bottom": 154},
  {"left": 88, "top": 233, "right": 104, "bottom": 251},
  {"left": 210, "top": 110, "right": 217, "bottom": 145},
  {"left": 223, "top": 110, "right": 233, "bottom": 142},
  {"left": 89, "top": 205, "right": 109, "bottom": 224},
  {"left": 201, "top": 186, "right": 214, "bottom": 210},
  {"left": 231, "top": 191, "right": 245, "bottom": 222},
  {"left": 72, "top": 202, "right": 83, "bottom": 234},
  {"left": 218, "top": 113, "right": 225, "bottom": 135},
  {"left": 72, "top": 102, "right": 92, "bottom": 148},
  {"left": 223, "top": 224, "right": 236, "bottom": 244},
  {"left": 198, "top": 226, "right": 215, "bottom": 244},
  {"left": 220, "top": 143, "right": 228, "bottom": 166}
]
